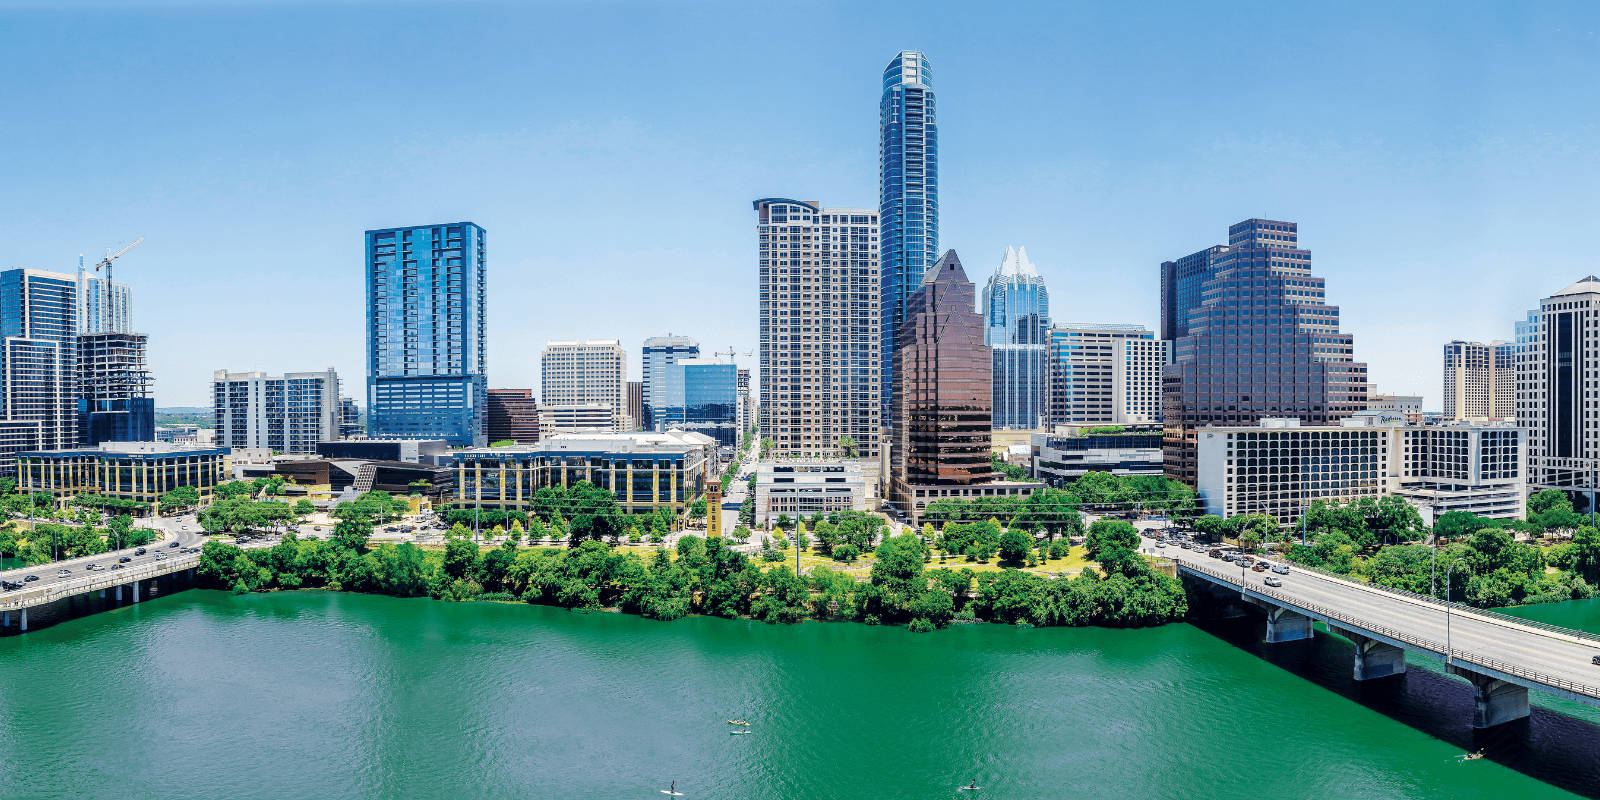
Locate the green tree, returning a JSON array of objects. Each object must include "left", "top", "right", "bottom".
[
  {"left": 836, "top": 434, "right": 858, "bottom": 459},
  {"left": 159, "top": 485, "right": 201, "bottom": 512},
  {"left": 997, "top": 529, "right": 1032, "bottom": 566}
]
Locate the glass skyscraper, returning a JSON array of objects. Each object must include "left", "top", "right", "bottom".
[
  {"left": 641, "top": 334, "right": 698, "bottom": 430},
  {"left": 1, "top": 268, "right": 79, "bottom": 452},
  {"left": 365, "top": 222, "right": 487, "bottom": 447},
  {"left": 680, "top": 358, "right": 739, "bottom": 451},
  {"left": 982, "top": 246, "right": 1050, "bottom": 429},
  {"left": 879, "top": 49, "right": 939, "bottom": 418},
  {"left": 1162, "top": 219, "right": 1369, "bottom": 484}
]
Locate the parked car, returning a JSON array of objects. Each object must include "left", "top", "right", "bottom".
[{"left": 1265, "top": 576, "right": 1284, "bottom": 588}]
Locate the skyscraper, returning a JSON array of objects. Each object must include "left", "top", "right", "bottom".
[
  {"left": 1162, "top": 219, "right": 1368, "bottom": 484},
  {"left": 1159, "top": 246, "right": 1227, "bottom": 341},
  {"left": 212, "top": 369, "right": 341, "bottom": 454},
  {"left": 755, "top": 198, "right": 880, "bottom": 458},
  {"left": 76, "top": 273, "right": 130, "bottom": 335},
  {"left": 982, "top": 246, "right": 1050, "bottom": 429},
  {"left": 78, "top": 332, "right": 153, "bottom": 444},
  {"left": 365, "top": 222, "right": 486, "bottom": 447},
  {"left": 679, "top": 357, "right": 739, "bottom": 451},
  {"left": 879, "top": 49, "right": 939, "bottom": 418},
  {"left": 0, "top": 268, "right": 79, "bottom": 452},
  {"left": 486, "top": 388, "right": 540, "bottom": 444},
  {"left": 641, "top": 334, "right": 698, "bottom": 430},
  {"left": 540, "top": 340, "right": 627, "bottom": 433},
  {"left": 1048, "top": 324, "right": 1170, "bottom": 425},
  {"left": 891, "top": 251, "right": 1039, "bottom": 520},
  {"left": 1517, "top": 278, "right": 1600, "bottom": 496},
  {"left": 1444, "top": 339, "right": 1513, "bottom": 421}
]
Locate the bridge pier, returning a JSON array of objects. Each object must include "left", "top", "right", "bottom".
[
  {"left": 1448, "top": 665, "right": 1530, "bottom": 727},
  {"left": 1242, "top": 596, "right": 1313, "bottom": 642},
  {"left": 116, "top": 584, "right": 123, "bottom": 603},
  {"left": 1332, "top": 627, "right": 1407, "bottom": 680},
  {"left": 132, "top": 580, "right": 140, "bottom": 603},
  {"left": 99, "top": 589, "right": 105, "bottom": 599},
  {"left": 2, "top": 610, "right": 8, "bottom": 628},
  {"left": 19, "top": 607, "right": 26, "bottom": 632}
]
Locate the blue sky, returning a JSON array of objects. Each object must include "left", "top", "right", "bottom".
[{"left": 1, "top": 0, "right": 1597, "bottom": 407}]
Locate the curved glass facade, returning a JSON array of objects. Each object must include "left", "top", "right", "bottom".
[{"left": 880, "top": 50, "right": 939, "bottom": 417}]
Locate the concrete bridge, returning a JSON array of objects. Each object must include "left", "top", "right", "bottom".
[
  {"left": 1156, "top": 536, "right": 1600, "bottom": 728},
  {"left": 0, "top": 517, "right": 208, "bottom": 633}
]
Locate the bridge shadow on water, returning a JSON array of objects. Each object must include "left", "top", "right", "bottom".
[
  {"left": 1187, "top": 611, "right": 1600, "bottom": 798},
  {"left": 0, "top": 571, "right": 195, "bottom": 637}
]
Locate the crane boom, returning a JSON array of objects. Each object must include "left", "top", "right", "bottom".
[{"left": 92, "top": 237, "right": 144, "bottom": 286}]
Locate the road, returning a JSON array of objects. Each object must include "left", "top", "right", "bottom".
[
  {"left": 0, "top": 514, "right": 208, "bottom": 592},
  {"left": 1144, "top": 532, "right": 1600, "bottom": 701}
]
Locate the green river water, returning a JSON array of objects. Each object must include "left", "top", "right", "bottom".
[{"left": 2, "top": 591, "right": 1600, "bottom": 799}]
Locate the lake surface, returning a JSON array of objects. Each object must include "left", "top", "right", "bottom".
[{"left": 3, "top": 591, "right": 1600, "bottom": 799}]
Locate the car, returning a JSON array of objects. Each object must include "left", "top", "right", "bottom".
[
  {"left": 57, "top": 569, "right": 70, "bottom": 576},
  {"left": 1593, "top": 655, "right": 1600, "bottom": 666},
  {"left": 1272, "top": 563, "right": 1290, "bottom": 575},
  {"left": 1208, "top": 548, "right": 1222, "bottom": 558},
  {"left": 155, "top": 554, "right": 167, "bottom": 561},
  {"left": 1155, "top": 542, "right": 1166, "bottom": 549},
  {"left": 110, "top": 563, "right": 123, "bottom": 570},
  {"left": 134, "top": 547, "right": 147, "bottom": 556},
  {"left": 1241, "top": 557, "right": 1255, "bottom": 567},
  {"left": 1252, "top": 563, "right": 1268, "bottom": 572},
  {"left": 23, "top": 574, "right": 38, "bottom": 582},
  {"left": 118, "top": 556, "right": 131, "bottom": 563},
  {"left": 1223, "top": 553, "right": 1237, "bottom": 562},
  {"left": 1265, "top": 576, "right": 1283, "bottom": 587},
  {"left": 169, "top": 541, "right": 179, "bottom": 548}
]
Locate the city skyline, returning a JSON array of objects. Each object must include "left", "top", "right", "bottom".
[{"left": 2, "top": 3, "right": 1598, "bottom": 408}]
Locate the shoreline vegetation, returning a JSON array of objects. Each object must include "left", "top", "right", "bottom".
[{"left": 196, "top": 515, "right": 1188, "bottom": 631}]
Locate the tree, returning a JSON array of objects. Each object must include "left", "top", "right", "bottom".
[
  {"left": 1529, "top": 489, "right": 1572, "bottom": 517},
  {"left": 836, "top": 435, "right": 858, "bottom": 459},
  {"left": 159, "top": 486, "right": 201, "bottom": 513},
  {"left": 292, "top": 499, "right": 316, "bottom": 522},
  {"left": 1433, "top": 511, "right": 1492, "bottom": 541},
  {"left": 689, "top": 497, "right": 707, "bottom": 519},
  {"left": 332, "top": 517, "right": 373, "bottom": 554},
  {"left": 997, "top": 529, "right": 1032, "bottom": 566},
  {"left": 442, "top": 537, "right": 480, "bottom": 580},
  {"left": 1193, "top": 515, "right": 1226, "bottom": 541},
  {"left": 1570, "top": 526, "right": 1600, "bottom": 583},
  {"left": 759, "top": 437, "right": 774, "bottom": 460}
]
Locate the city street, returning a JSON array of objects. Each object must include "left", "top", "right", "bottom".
[{"left": 0, "top": 514, "right": 207, "bottom": 592}]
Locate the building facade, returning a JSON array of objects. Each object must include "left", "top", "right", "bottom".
[
  {"left": 982, "top": 246, "right": 1050, "bottom": 429},
  {"left": 1196, "top": 419, "right": 1524, "bottom": 522},
  {"left": 1368, "top": 393, "right": 1424, "bottom": 424},
  {"left": 452, "top": 430, "right": 714, "bottom": 517},
  {"left": 1163, "top": 219, "right": 1369, "bottom": 484},
  {"left": 755, "top": 198, "right": 880, "bottom": 458},
  {"left": 753, "top": 460, "right": 867, "bottom": 524},
  {"left": 76, "top": 274, "right": 130, "bottom": 336},
  {"left": 1049, "top": 324, "right": 1157, "bottom": 425},
  {"left": 17, "top": 442, "right": 228, "bottom": 511},
  {"left": 212, "top": 369, "right": 342, "bottom": 454},
  {"left": 641, "top": 335, "right": 698, "bottom": 430},
  {"left": 1517, "top": 278, "right": 1600, "bottom": 495},
  {"left": 1443, "top": 340, "right": 1513, "bottom": 421},
  {"left": 540, "top": 340, "right": 627, "bottom": 433},
  {"left": 338, "top": 396, "right": 362, "bottom": 439},
  {"left": 679, "top": 358, "right": 739, "bottom": 452},
  {"left": 1031, "top": 429, "right": 1165, "bottom": 486},
  {"left": 365, "top": 222, "right": 487, "bottom": 447},
  {"left": 879, "top": 49, "right": 939, "bottom": 417},
  {"left": 77, "top": 332, "right": 153, "bottom": 445},
  {"left": 1114, "top": 338, "right": 1172, "bottom": 424},
  {"left": 486, "top": 388, "right": 540, "bottom": 444},
  {"left": 626, "top": 381, "right": 643, "bottom": 433},
  {"left": 0, "top": 268, "right": 79, "bottom": 457}
]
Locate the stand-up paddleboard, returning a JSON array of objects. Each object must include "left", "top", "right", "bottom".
[
  {"left": 958, "top": 781, "right": 982, "bottom": 791},
  {"left": 662, "top": 780, "right": 684, "bottom": 795},
  {"left": 729, "top": 730, "right": 752, "bottom": 736}
]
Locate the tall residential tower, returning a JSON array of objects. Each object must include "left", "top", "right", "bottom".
[
  {"left": 364, "top": 222, "right": 487, "bottom": 447},
  {"left": 982, "top": 246, "right": 1050, "bottom": 429},
  {"left": 755, "top": 198, "right": 880, "bottom": 458},
  {"left": 1444, "top": 339, "right": 1513, "bottom": 421},
  {"left": 879, "top": 49, "right": 939, "bottom": 419}
]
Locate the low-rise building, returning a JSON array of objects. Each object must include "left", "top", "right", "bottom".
[
  {"left": 316, "top": 439, "right": 450, "bottom": 464},
  {"left": 1031, "top": 427, "right": 1164, "bottom": 486},
  {"left": 451, "top": 430, "right": 715, "bottom": 517},
  {"left": 17, "top": 442, "right": 228, "bottom": 511},
  {"left": 1196, "top": 418, "right": 1525, "bottom": 522},
  {"left": 753, "top": 460, "right": 866, "bottom": 525}
]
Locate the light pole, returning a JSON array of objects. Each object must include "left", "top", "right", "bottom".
[{"left": 1444, "top": 560, "right": 1469, "bottom": 667}]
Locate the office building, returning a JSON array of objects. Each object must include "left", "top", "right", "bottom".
[
  {"left": 0, "top": 268, "right": 79, "bottom": 456},
  {"left": 736, "top": 368, "right": 751, "bottom": 436},
  {"left": 755, "top": 198, "right": 880, "bottom": 458},
  {"left": 1518, "top": 278, "right": 1600, "bottom": 495},
  {"left": 452, "top": 430, "right": 715, "bottom": 517},
  {"left": 1031, "top": 427, "right": 1165, "bottom": 486},
  {"left": 1049, "top": 324, "right": 1159, "bottom": 425},
  {"left": 539, "top": 403, "right": 620, "bottom": 436},
  {"left": 338, "top": 396, "right": 362, "bottom": 439},
  {"left": 1196, "top": 418, "right": 1524, "bottom": 522},
  {"left": 983, "top": 246, "right": 1050, "bottom": 429},
  {"left": 890, "top": 250, "right": 1039, "bottom": 521},
  {"left": 365, "top": 222, "right": 487, "bottom": 447},
  {"left": 17, "top": 441, "right": 227, "bottom": 511},
  {"left": 486, "top": 388, "right": 540, "bottom": 444},
  {"left": 541, "top": 340, "right": 627, "bottom": 433},
  {"left": 641, "top": 335, "right": 698, "bottom": 430},
  {"left": 1163, "top": 219, "right": 1368, "bottom": 484},
  {"left": 1159, "top": 245, "right": 1227, "bottom": 341},
  {"left": 212, "top": 369, "right": 342, "bottom": 454},
  {"left": 1444, "top": 340, "right": 1513, "bottom": 421},
  {"left": 753, "top": 460, "right": 867, "bottom": 524},
  {"left": 626, "top": 381, "right": 643, "bottom": 433},
  {"left": 679, "top": 358, "right": 739, "bottom": 451},
  {"left": 77, "top": 332, "right": 153, "bottom": 445},
  {"left": 316, "top": 439, "right": 449, "bottom": 464},
  {"left": 879, "top": 49, "right": 939, "bottom": 416}
]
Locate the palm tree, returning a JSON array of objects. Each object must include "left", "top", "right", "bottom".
[{"left": 836, "top": 435, "right": 858, "bottom": 459}]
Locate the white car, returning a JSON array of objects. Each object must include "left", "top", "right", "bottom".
[{"left": 1264, "top": 576, "right": 1283, "bottom": 587}]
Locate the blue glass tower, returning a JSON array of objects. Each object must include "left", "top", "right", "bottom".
[
  {"left": 365, "top": 222, "right": 487, "bottom": 447},
  {"left": 879, "top": 49, "right": 939, "bottom": 418},
  {"left": 983, "top": 247, "right": 1050, "bottom": 429},
  {"left": 680, "top": 359, "right": 739, "bottom": 451}
]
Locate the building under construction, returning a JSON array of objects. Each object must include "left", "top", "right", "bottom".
[{"left": 77, "top": 332, "right": 154, "bottom": 445}]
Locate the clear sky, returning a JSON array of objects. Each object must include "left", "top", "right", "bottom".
[{"left": 1, "top": 0, "right": 1597, "bottom": 407}]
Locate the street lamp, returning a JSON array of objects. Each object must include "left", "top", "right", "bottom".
[{"left": 1443, "top": 560, "right": 1470, "bottom": 667}]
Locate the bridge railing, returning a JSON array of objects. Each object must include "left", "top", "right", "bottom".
[
  {"left": 0, "top": 553, "right": 200, "bottom": 612},
  {"left": 1178, "top": 560, "right": 1600, "bottom": 701},
  {"left": 1182, "top": 551, "right": 1600, "bottom": 646}
]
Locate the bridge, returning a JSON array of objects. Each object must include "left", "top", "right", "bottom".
[
  {"left": 1153, "top": 535, "right": 1600, "bottom": 729},
  {"left": 0, "top": 516, "right": 209, "bottom": 633}
]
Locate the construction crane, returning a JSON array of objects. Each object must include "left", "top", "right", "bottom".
[
  {"left": 78, "top": 238, "right": 142, "bottom": 333},
  {"left": 712, "top": 346, "right": 753, "bottom": 361},
  {"left": 89, "top": 237, "right": 143, "bottom": 287}
]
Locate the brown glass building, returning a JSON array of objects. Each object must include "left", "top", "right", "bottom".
[
  {"left": 890, "top": 251, "right": 1039, "bottom": 520},
  {"left": 1162, "top": 220, "right": 1369, "bottom": 484},
  {"left": 486, "top": 389, "right": 540, "bottom": 444}
]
